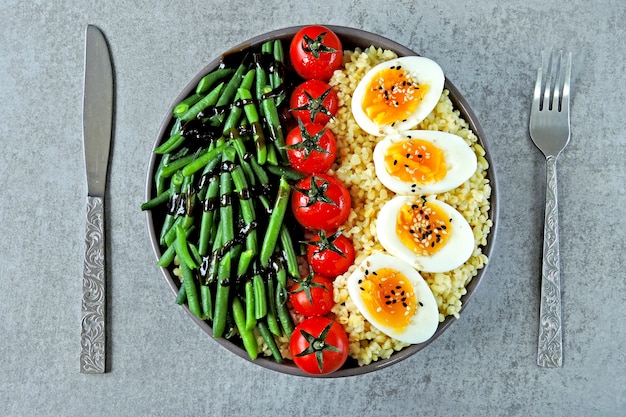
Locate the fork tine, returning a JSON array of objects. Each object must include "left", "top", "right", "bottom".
[
  {"left": 561, "top": 52, "right": 572, "bottom": 113},
  {"left": 552, "top": 51, "right": 563, "bottom": 110},
  {"left": 532, "top": 54, "right": 543, "bottom": 110},
  {"left": 543, "top": 51, "right": 556, "bottom": 111}
]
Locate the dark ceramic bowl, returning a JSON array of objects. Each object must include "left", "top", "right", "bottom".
[{"left": 145, "top": 25, "right": 499, "bottom": 377}]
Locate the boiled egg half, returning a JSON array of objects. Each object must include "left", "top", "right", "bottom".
[
  {"left": 376, "top": 195, "right": 474, "bottom": 273},
  {"left": 351, "top": 56, "right": 445, "bottom": 136},
  {"left": 373, "top": 129, "right": 477, "bottom": 195},
  {"left": 347, "top": 253, "right": 439, "bottom": 344}
]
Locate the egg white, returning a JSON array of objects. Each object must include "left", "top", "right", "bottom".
[
  {"left": 373, "top": 130, "right": 477, "bottom": 195},
  {"left": 351, "top": 56, "right": 445, "bottom": 136},
  {"left": 346, "top": 253, "right": 439, "bottom": 344},
  {"left": 376, "top": 195, "right": 475, "bottom": 273}
]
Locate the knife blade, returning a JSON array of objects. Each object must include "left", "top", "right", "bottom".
[{"left": 80, "top": 24, "right": 113, "bottom": 374}]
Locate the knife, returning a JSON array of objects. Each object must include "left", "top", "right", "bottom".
[{"left": 80, "top": 24, "right": 113, "bottom": 374}]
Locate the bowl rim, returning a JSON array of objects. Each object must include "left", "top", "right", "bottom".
[{"left": 144, "top": 24, "right": 499, "bottom": 378}]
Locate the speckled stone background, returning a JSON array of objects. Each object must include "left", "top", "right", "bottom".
[{"left": 1, "top": 0, "right": 624, "bottom": 416}]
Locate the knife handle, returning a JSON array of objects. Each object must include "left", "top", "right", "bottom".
[{"left": 80, "top": 195, "right": 106, "bottom": 373}]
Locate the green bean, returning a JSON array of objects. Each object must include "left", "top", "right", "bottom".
[
  {"left": 265, "top": 274, "right": 281, "bottom": 336},
  {"left": 254, "top": 52, "right": 268, "bottom": 101},
  {"left": 198, "top": 175, "right": 220, "bottom": 256},
  {"left": 266, "top": 164, "right": 306, "bottom": 181},
  {"left": 253, "top": 274, "right": 267, "bottom": 320},
  {"left": 232, "top": 296, "right": 258, "bottom": 360},
  {"left": 249, "top": 157, "right": 269, "bottom": 186},
  {"left": 173, "top": 93, "right": 203, "bottom": 118},
  {"left": 180, "top": 259, "right": 202, "bottom": 319},
  {"left": 175, "top": 283, "right": 186, "bottom": 305},
  {"left": 154, "top": 153, "right": 171, "bottom": 196},
  {"left": 275, "top": 257, "right": 287, "bottom": 288},
  {"left": 238, "top": 87, "right": 266, "bottom": 165},
  {"left": 230, "top": 161, "right": 258, "bottom": 254},
  {"left": 200, "top": 284, "right": 213, "bottom": 321},
  {"left": 189, "top": 242, "right": 202, "bottom": 269},
  {"left": 154, "top": 132, "right": 186, "bottom": 155},
  {"left": 275, "top": 278, "right": 294, "bottom": 338},
  {"left": 266, "top": 142, "right": 279, "bottom": 166},
  {"left": 244, "top": 280, "right": 256, "bottom": 330},
  {"left": 204, "top": 221, "right": 223, "bottom": 284},
  {"left": 159, "top": 172, "right": 183, "bottom": 245},
  {"left": 219, "top": 151, "right": 235, "bottom": 250},
  {"left": 181, "top": 143, "right": 227, "bottom": 177},
  {"left": 196, "top": 68, "right": 234, "bottom": 94},
  {"left": 179, "top": 81, "right": 225, "bottom": 122},
  {"left": 170, "top": 118, "right": 182, "bottom": 137},
  {"left": 261, "top": 84, "right": 287, "bottom": 161},
  {"left": 222, "top": 69, "right": 255, "bottom": 134},
  {"left": 280, "top": 224, "right": 300, "bottom": 279},
  {"left": 213, "top": 63, "right": 248, "bottom": 125},
  {"left": 162, "top": 215, "right": 184, "bottom": 247},
  {"left": 258, "top": 321, "right": 282, "bottom": 362},
  {"left": 160, "top": 152, "right": 198, "bottom": 178},
  {"left": 196, "top": 143, "right": 218, "bottom": 196},
  {"left": 259, "top": 176, "right": 290, "bottom": 267},
  {"left": 157, "top": 225, "right": 194, "bottom": 268},
  {"left": 212, "top": 251, "right": 231, "bottom": 339},
  {"left": 141, "top": 187, "right": 172, "bottom": 211},
  {"left": 161, "top": 174, "right": 195, "bottom": 245},
  {"left": 272, "top": 40, "right": 286, "bottom": 106},
  {"left": 237, "top": 249, "right": 255, "bottom": 278},
  {"left": 175, "top": 224, "right": 197, "bottom": 270}
]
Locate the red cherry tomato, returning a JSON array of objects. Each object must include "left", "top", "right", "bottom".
[
  {"left": 291, "top": 174, "right": 351, "bottom": 232},
  {"left": 289, "top": 316, "right": 349, "bottom": 375},
  {"left": 289, "top": 25, "right": 343, "bottom": 80},
  {"left": 306, "top": 230, "right": 355, "bottom": 277},
  {"left": 285, "top": 120, "right": 337, "bottom": 175},
  {"left": 290, "top": 79, "right": 339, "bottom": 125},
  {"left": 289, "top": 274, "right": 334, "bottom": 317}
]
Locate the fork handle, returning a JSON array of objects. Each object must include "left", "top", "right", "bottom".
[{"left": 537, "top": 155, "right": 563, "bottom": 367}]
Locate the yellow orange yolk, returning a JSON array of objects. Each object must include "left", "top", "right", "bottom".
[
  {"left": 384, "top": 139, "right": 447, "bottom": 184},
  {"left": 396, "top": 200, "right": 452, "bottom": 256},
  {"left": 362, "top": 66, "right": 429, "bottom": 126},
  {"left": 359, "top": 267, "right": 416, "bottom": 331}
]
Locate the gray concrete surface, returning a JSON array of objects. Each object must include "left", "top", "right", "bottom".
[{"left": 1, "top": 0, "right": 624, "bottom": 416}]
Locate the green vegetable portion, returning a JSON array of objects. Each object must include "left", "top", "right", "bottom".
[{"left": 142, "top": 40, "right": 301, "bottom": 362}]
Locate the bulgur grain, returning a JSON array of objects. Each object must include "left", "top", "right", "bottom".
[{"left": 327, "top": 47, "right": 492, "bottom": 366}]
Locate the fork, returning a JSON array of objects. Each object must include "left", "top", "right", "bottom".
[{"left": 529, "top": 50, "right": 572, "bottom": 367}]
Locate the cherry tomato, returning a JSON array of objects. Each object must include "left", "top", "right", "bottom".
[
  {"left": 289, "top": 273, "right": 334, "bottom": 317},
  {"left": 291, "top": 174, "right": 351, "bottom": 232},
  {"left": 290, "top": 79, "right": 339, "bottom": 125},
  {"left": 289, "top": 316, "right": 349, "bottom": 375},
  {"left": 305, "top": 230, "right": 355, "bottom": 277},
  {"left": 285, "top": 120, "right": 337, "bottom": 175},
  {"left": 289, "top": 25, "right": 343, "bottom": 80}
]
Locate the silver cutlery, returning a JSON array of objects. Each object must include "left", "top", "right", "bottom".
[
  {"left": 81, "top": 24, "right": 114, "bottom": 374},
  {"left": 529, "top": 50, "right": 572, "bottom": 367}
]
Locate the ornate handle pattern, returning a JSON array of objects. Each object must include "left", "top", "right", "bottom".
[
  {"left": 80, "top": 196, "right": 106, "bottom": 373},
  {"left": 537, "top": 156, "right": 563, "bottom": 367}
]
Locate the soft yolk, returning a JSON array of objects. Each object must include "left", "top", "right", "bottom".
[
  {"left": 384, "top": 139, "right": 447, "bottom": 184},
  {"left": 396, "top": 200, "right": 452, "bottom": 256},
  {"left": 359, "top": 267, "right": 416, "bottom": 331},
  {"left": 361, "top": 66, "right": 429, "bottom": 126}
]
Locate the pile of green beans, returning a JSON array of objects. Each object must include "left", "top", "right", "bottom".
[{"left": 142, "top": 39, "right": 303, "bottom": 362}]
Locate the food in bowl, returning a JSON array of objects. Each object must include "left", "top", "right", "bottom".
[{"left": 143, "top": 25, "right": 494, "bottom": 375}]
